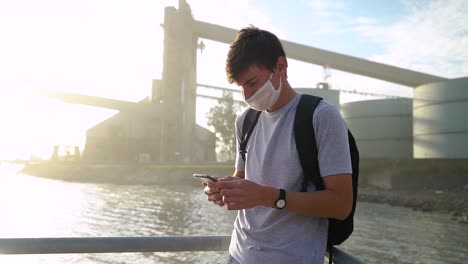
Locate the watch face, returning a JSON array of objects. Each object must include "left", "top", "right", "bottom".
[{"left": 276, "top": 199, "right": 286, "bottom": 209}]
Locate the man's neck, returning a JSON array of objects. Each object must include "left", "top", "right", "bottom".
[{"left": 267, "top": 82, "right": 296, "bottom": 112}]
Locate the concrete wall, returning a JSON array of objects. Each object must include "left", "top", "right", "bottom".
[{"left": 360, "top": 158, "right": 468, "bottom": 190}]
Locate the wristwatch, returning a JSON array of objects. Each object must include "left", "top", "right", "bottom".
[{"left": 275, "top": 188, "right": 286, "bottom": 209}]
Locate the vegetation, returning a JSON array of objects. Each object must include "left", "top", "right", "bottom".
[{"left": 206, "top": 91, "right": 243, "bottom": 162}]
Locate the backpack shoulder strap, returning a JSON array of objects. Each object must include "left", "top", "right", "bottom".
[
  {"left": 294, "top": 94, "right": 323, "bottom": 192},
  {"left": 239, "top": 108, "right": 261, "bottom": 162}
]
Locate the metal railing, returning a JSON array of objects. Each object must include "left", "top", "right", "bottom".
[{"left": 0, "top": 236, "right": 365, "bottom": 263}]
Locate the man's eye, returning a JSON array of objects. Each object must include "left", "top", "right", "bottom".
[{"left": 248, "top": 82, "right": 256, "bottom": 88}]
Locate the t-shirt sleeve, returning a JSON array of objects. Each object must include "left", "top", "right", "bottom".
[{"left": 313, "top": 103, "right": 352, "bottom": 177}]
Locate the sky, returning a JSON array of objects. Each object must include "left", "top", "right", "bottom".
[{"left": 0, "top": 0, "right": 467, "bottom": 160}]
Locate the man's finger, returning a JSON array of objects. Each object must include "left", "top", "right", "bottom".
[
  {"left": 214, "top": 200, "right": 225, "bottom": 206},
  {"left": 220, "top": 188, "right": 241, "bottom": 197},
  {"left": 207, "top": 193, "right": 222, "bottom": 202},
  {"left": 204, "top": 184, "right": 220, "bottom": 194},
  {"left": 222, "top": 195, "right": 242, "bottom": 204},
  {"left": 214, "top": 180, "right": 238, "bottom": 190},
  {"left": 225, "top": 203, "right": 243, "bottom": 210},
  {"left": 218, "top": 176, "right": 242, "bottom": 182}
]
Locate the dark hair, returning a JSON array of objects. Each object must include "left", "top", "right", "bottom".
[{"left": 226, "top": 26, "right": 286, "bottom": 84}]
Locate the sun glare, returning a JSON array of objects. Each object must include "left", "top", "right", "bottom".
[{"left": 0, "top": 90, "right": 117, "bottom": 160}]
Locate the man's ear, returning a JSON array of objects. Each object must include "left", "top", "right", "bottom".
[{"left": 276, "top": 56, "right": 287, "bottom": 75}]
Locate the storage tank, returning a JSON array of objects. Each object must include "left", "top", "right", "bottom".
[
  {"left": 295, "top": 88, "right": 340, "bottom": 108},
  {"left": 414, "top": 77, "right": 468, "bottom": 158},
  {"left": 341, "top": 98, "right": 413, "bottom": 158}
]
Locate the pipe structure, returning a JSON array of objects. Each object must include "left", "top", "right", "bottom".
[{"left": 193, "top": 20, "right": 447, "bottom": 87}]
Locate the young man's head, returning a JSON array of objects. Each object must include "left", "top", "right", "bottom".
[{"left": 226, "top": 26, "right": 287, "bottom": 84}]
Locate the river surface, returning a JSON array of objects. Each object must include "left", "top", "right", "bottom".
[{"left": 0, "top": 163, "right": 466, "bottom": 264}]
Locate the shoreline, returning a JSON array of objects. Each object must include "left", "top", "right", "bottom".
[
  {"left": 357, "top": 185, "right": 467, "bottom": 223},
  {"left": 16, "top": 162, "right": 468, "bottom": 223}
]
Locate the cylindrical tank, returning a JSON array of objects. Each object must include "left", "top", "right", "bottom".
[
  {"left": 414, "top": 77, "right": 468, "bottom": 158},
  {"left": 295, "top": 88, "right": 340, "bottom": 108},
  {"left": 341, "top": 98, "right": 413, "bottom": 158}
]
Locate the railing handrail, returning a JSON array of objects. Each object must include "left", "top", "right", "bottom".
[
  {"left": 0, "top": 236, "right": 365, "bottom": 263},
  {"left": 0, "top": 236, "right": 231, "bottom": 254}
]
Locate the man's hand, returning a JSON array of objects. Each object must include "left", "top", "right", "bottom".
[
  {"left": 203, "top": 177, "right": 223, "bottom": 206},
  {"left": 212, "top": 177, "right": 277, "bottom": 210},
  {"left": 204, "top": 176, "right": 243, "bottom": 206}
]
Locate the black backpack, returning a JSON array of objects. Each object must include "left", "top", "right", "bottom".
[{"left": 239, "top": 94, "right": 359, "bottom": 259}]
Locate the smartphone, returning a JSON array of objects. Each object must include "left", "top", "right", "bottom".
[{"left": 193, "top": 174, "right": 218, "bottom": 183}]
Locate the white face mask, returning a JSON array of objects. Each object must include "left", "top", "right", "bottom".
[{"left": 243, "top": 73, "right": 282, "bottom": 111}]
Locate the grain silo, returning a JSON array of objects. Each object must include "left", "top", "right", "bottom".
[
  {"left": 413, "top": 77, "right": 468, "bottom": 158},
  {"left": 341, "top": 98, "right": 413, "bottom": 158}
]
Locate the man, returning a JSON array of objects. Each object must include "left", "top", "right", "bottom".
[{"left": 204, "top": 26, "right": 353, "bottom": 264}]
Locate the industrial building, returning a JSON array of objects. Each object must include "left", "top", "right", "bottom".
[
  {"left": 36, "top": 0, "right": 468, "bottom": 167},
  {"left": 297, "top": 76, "right": 468, "bottom": 160},
  {"left": 80, "top": 95, "right": 216, "bottom": 163}
]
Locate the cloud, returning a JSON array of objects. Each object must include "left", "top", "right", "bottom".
[
  {"left": 354, "top": 0, "right": 468, "bottom": 78},
  {"left": 188, "top": 0, "right": 286, "bottom": 87},
  {"left": 307, "top": 0, "right": 347, "bottom": 17},
  {"left": 0, "top": 0, "right": 174, "bottom": 101},
  {"left": 188, "top": 0, "right": 282, "bottom": 35},
  {"left": 298, "top": 0, "right": 467, "bottom": 101},
  {"left": 305, "top": 0, "right": 376, "bottom": 35}
]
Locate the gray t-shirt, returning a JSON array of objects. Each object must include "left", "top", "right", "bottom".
[{"left": 230, "top": 93, "right": 352, "bottom": 264}]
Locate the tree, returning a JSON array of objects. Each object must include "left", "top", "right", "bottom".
[{"left": 206, "top": 91, "right": 243, "bottom": 162}]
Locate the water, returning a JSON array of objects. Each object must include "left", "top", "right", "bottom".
[{"left": 0, "top": 163, "right": 466, "bottom": 263}]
